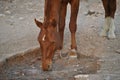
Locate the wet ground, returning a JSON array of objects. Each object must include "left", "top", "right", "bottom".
[
  {"left": 0, "top": 0, "right": 120, "bottom": 80},
  {"left": 0, "top": 48, "right": 100, "bottom": 80}
]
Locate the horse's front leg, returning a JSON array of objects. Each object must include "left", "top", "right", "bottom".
[
  {"left": 55, "top": 2, "right": 68, "bottom": 59},
  {"left": 69, "top": 0, "right": 80, "bottom": 58},
  {"left": 100, "top": 0, "right": 116, "bottom": 39}
]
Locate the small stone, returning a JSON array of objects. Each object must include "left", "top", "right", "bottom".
[
  {"left": 85, "top": 10, "right": 95, "bottom": 16},
  {"left": 10, "top": 16, "right": 14, "bottom": 19},
  {"left": 22, "top": 73, "right": 25, "bottom": 76},
  {"left": 10, "top": 23, "right": 14, "bottom": 25},
  {"left": 74, "top": 74, "right": 89, "bottom": 80},
  {"left": 0, "top": 14, "right": 5, "bottom": 17},
  {"left": 31, "top": 66, "right": 35, "bottom": 69},
  {"left": 19, "top": 17, "right": 24, "bottom": 20},
  {"left": 5, "top": 7, "right": 9, "bottom": 10},
  {"left": 116, "top": 49, "right": 120, "bottom": 54},
  {"left": 74, "top": 69, "right": 77, "bottom": 72},
  {"left": 89, "top": 36, "right": 93, "bottom": 40},
  {"left": 98, "top": 59, "right": 105, "bottom": 62},
  {"left": 13, "top": 71, "right": 20, "bottom": 75},
  {"left": 107, "top": 46, "right": 110, "bottom": 49},
  {"left": 5, "top": 10, "right": 11, "bottom": 14}
]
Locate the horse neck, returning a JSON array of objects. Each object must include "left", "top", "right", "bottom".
[{"left": 44, "top": 0, "right": 60, "bottom": 27}]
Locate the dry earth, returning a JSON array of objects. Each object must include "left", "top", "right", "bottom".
[{"left": 0, "top": 0, "right": 120, "bottom": 80}]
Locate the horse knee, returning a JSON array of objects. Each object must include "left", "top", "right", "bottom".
[{"left": 69, "top": 23, "right": 77, "bottom": 33}]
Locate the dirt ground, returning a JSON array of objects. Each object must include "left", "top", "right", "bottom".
[{"left": 0, "top": 0, "right": 120, "bottom": 80}]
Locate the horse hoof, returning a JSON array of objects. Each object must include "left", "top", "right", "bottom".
[
  {"left": 108, "top": 32, "right": 116, "bottom": 39},
  {"left": 54, "top": 50, "right": 63, "bottom": 59},
  {"left": 69, "top": 49, "right": 77, "bottom": 59},
  {"left": 100, "top": 30, "right": 107, "bottom": 37}
]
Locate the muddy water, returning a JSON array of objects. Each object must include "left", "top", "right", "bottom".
[{"left": 0, "top": 48, "right": 100, "bottom": 80}]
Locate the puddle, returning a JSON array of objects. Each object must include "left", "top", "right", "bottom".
[{"left": 0, "top": 48, "right": 100, "bottom": 80}]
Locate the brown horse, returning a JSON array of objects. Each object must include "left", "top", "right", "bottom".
[{"left": 34, "top": 0, "right": 116, "bottom": 71}]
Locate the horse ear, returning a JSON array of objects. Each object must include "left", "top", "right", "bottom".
[{"left": 34, "top": 18, "right": 43, "bottom": 28}]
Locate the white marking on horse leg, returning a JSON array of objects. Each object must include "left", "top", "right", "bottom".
[
  {"left": 100, "top": 17, "right": 110, "bottom": 37},
  {"left": 108, "top": 17, "right": 116, "bottom": 39},
  {"left": 58, "top": 50, "right": 63, "bottom": 58},
  {"left": 54, "top": 50, "right": 63, "bottom": 59},
  {"left": 69, "top": 49, "right": 77, "bottom": 58},
  {"left": 42, "top": 35, "right": 46, "bottom": 41}
]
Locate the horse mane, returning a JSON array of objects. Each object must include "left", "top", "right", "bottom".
[
  {"left": 44, "top": 0, "right": 59, "bottom": 29},
  {"left": 44, "top": 0, "right": 52, "bottom": 22}
]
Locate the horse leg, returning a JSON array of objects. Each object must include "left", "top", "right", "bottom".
[
  {"left": 107, "top": 0, "right": 116, "bottom": 39},
  {"left": 100, "top": 0, "right": 110, "bottom": 37},
  {"left": 59, "top": 2, "right": 67, "bottom": 50},
  {"left": 55, "top": 2, "right": 68, "bottom": 58},
  {"left": 100, "top": 0, "right": 116, "bottom": 39},
  {"left": 69, "top": 0, "right": 79, "bottom": 58}
]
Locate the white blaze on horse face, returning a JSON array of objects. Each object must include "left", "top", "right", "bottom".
[{"left": 42, "top": 35, "right": 46, "bottom": 41}]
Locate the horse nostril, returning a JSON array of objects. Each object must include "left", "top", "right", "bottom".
[
  {"left": 48, "top": 64, "right": 52, "bottom": 71},
  {"left": 48, "top": 65, "right": 50, "bottom": 68}
]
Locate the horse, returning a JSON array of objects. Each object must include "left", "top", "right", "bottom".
[{"left": 34, "top": 0, "right": 116, "bottom": 71}]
